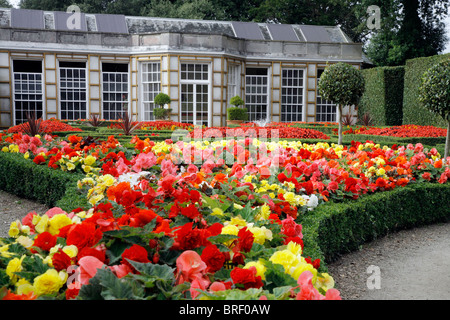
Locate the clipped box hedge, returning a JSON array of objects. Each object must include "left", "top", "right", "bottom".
[
  {"left": 403, "top": 53, "right": 450, "bottom": 127},
  {"left": 301, "top": 183, "right": 450, "bottom": 265},
  {"left": 0, "top": 152, "right": 88, "bottom": 212},
  {"left": 359, "top": 66, "right": 404, "bottom": 126}
]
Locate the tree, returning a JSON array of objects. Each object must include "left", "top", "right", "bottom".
[
  {"left": 0, "top": 0, "right": 12, "bottom": 8},
  {"left": 317, "top": 63, "right": 365, "bottom": 145},
  {"left": 418, "top": 60, "right": 450, "bottom": 160},
  {"left": 365, "top": 0, "right": 449, "bottom": 66}
]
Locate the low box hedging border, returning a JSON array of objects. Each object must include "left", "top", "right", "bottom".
[
  {"left": 300, "top": 183, "right": 450, "bottom": 266},
  {"left": 0, "top": 152, "right": 88, "bottom": 212}
]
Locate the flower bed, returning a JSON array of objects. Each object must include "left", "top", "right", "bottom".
[
  {"left": 342, "top": 125, "right": 447, "bottom": 138},
  {"left": 188, "top": 126, "right": 330, "bottom": 140},
  {"left": 7, "top": 118, "right": 83, "bottom": 134},
  {"left": 0, "top": 131, "right": 449, "bottom": 301}
]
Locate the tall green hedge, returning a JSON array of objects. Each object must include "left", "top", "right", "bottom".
[
  {"left": 359, "top": 66, "right": 404, "bottom": 126},
  {"left": 403, "top": 53, "right": 450, "bottom": 127}
]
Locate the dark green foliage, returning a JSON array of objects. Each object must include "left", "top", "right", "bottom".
[
  {"left": 227, "top": 107, "right": 248, "bottom": 121},
  {"left": 403, "top": 53, "right": 450, "bottom": 127},
  {"left": 301, "top": 183, "right": 450, "bottom": 265},
  {"left": 359, "top": 66, "right": 404, "bottom": 126},
  {"left": 0, "top": 152, "right": 86, "bottom": 210},
  {"left": 229, "top": 95, "right": 245, "bottom": 107},
  {"left": 154, "top": 93, "right": 171, "bottom": 108},
  {"left": 153, "top": 107, "right": 172, "bottom": 120}
]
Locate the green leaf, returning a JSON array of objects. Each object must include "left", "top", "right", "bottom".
[{"left": 97, "top": 268, "right": 145, "bottom": 300}]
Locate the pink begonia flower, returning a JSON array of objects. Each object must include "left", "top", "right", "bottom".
[
  {"left": 175, "top": 250, "right": 208, "bottom": 285},
  {"left": 186, "top": 164, "right": 198, "bottom": 174},
  {"left": 44, "top": 207, "right": 74, "bottom": 219},
  {"left": 132, "top": 152, "right": 157, "bottom": 173},
  {"left": 19, "top": 143, "right": 28, "bottom": 153},
  {"left": 295, "top": 271, "right": 341, "bottom": 300},
  {"left": 22, "top": 135, "right": 30, "bottom": 144},
  {"left": 30, "top": 136, "right": 42, "bottom": 147},
  {"left": 190, "top": 277, "right": 210, "bottom": 299},
  {"left": 116, "top": 157, "right": 130, "bottom": 175},
  {"left": 78, "top": 256, "right": 105, "bottom": 285},
  {"left": 35, "top": 147, "right": 48, "bottom": 155},
  {"left": 161, "top": 159, "right": 178, "bottom": 176},
  {"left": 209, "top": 282, "right": 226, "bottom": 292},
  {"left": 44, "top": 134, "right": 53, "bottom": 142},
  {"left": 109, "top": 264, "right": 132, "bottom": 278}
]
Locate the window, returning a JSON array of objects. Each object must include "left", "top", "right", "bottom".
[
  {"left": 227, "top": 64, "right": 240, "bottom": 105},
  {"left": 12, "top": 60, "right": 43, "bottom": 125},
  {"left": 59, "top": 61, "right": 87, "bottom": 120},
  {"left": 180, "top": 63, "right": 209, "bottom": 126},
  {"left": 102, "top": 63, "right": 129, "bottom": 120},
  {"left": 316, "top": 69, "right": 337, "bottom": 122},
  {"left": 281, "top": 69, "right": 304, "bottom": 122},
  {"left": 141, "top": 62, "right": 161, "bottom": 121},
  {"left": 245, "top": 68, "right": 268, "bottom": 122}
]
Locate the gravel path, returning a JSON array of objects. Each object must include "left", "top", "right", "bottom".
[
  {"left": 1, "top": 190, "right": 449, "bottom": 300},
  {"left": 327, "top": 222, "right": 450, "bottom": 300}
]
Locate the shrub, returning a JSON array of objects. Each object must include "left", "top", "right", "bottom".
[
  {"left": 0, "top": 152, "right": 85, "bottom": 209},
  {"left": 418, "top": 59, "right": 450, "bottom": 159},
  {"left": 153, "top": 107, "right": 171, "bottom": 120},
  {"left": 227, "top": 107, "right": 248, "bottom": 121},
  {"left": 229, "top": 95, "right": 245, "bottom": 107},
  {"left": 360, "top": 66, "right": 405, "bottom": 126},
  {"left": 403, "top": 53, "right": 450, "bottom": 127},
  {"left": 317, "top": 63, "right": 365, "bottom": 145},
  {"left": 300, "top": 183, "right": 450, "bottom": 264},
  {"left": 154, "top": 93, "right": 171, "bottom": 107}
]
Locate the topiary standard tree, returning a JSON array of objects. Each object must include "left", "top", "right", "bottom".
[
  {"left": 419, "top": 60, "right": 450, "bottom": 160},
  {"left": 153, "top": 92, "right": 172, "bottom": 120},
  {"left": 317, "top": 62, "right": 365, "bottom": 145}
]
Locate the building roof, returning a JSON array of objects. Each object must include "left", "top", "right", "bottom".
[{"left": 0, "top": 7, "right": 353, "bottom": 44}]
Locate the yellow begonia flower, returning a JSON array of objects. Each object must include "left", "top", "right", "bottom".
[
  {"left": 291, "top": 263, "right": 318, "bottom": 283},
  {"left": 0, "top": 244, "right": 13, "bottom": 258},
  {"left": 269, "top": 250, "right": 299, "bottom": 271},
  {"left": 6, "top": 255, "right": 25, "bottom": 283},
  {"left": 1, "top": 146, "right": 8, "bottom": 152},
  {"left": 316, "top": 273, "right": 335, "bottom": 292},
  {"left": 33, "top": 269, "right": 67, "bottom": 297},
  {"left": 66, "top": 162, "right": 76, "bottom": 171},
  {"left": 211, "top": 208, "right": 224, "bottom": 216},
  {"left": 16, "top": 278, "right": 35, "bottom": 295},
  {"left": 244, "top": 260, "right": 267, "bottom": 280},
  {"left": 82, "top": 165, "right": 92, "bottom": 173},
  {"left": 24, "top": 151, "right": 30, "bottom": 159},
  {"left": 48, "top": 214, "right": 73, "bottom": 236},
  {"left": 8, "top": 221, "right": 20, "bottom": 238},
  {"left": 62, "top": 245, "right": 78, "bottom": 259},
  {"left": 84, "top": 155, "right": 96, "bottom": 166},
  {"left": 256, "top": 204, "right": 271, "bottom": 221},
  {"left": 249, "top": 226, "right": 272, "bottom": 245},
  {"left": 34, "top": 214, "right": 49, "bottom": 234}
]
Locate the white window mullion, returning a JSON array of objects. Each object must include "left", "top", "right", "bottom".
[{"left": 141, "top": 62, "right": 161, "bottom": 121}]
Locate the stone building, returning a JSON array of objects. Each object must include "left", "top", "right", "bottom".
[{"left": 0, "top": 7, "right": 363, "bottom": 128}]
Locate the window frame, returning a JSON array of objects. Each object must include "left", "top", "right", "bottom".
[
  {"left": 245, "top": 67, "right": 270, "bottom": 122},
  {"left": 316, "top": 68, "right": 337, "bottom": 123},
  {"left": 101, "top": 62, "right": 130, "bottom": 120},
  {"left": 280, "top": 68, "right": 305, "bottom": 122},
  {"left": 179, "top": 62, "right": 211, "bottom": 127},
  {"left": 58, "top": 61, "right": 88, "bottom": 121},
  {"left": 12, "top": 59, "right": 45, "bottom": 125},
  {"left": 139, "top": 61, "right": 161, "bottom": 121}
]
